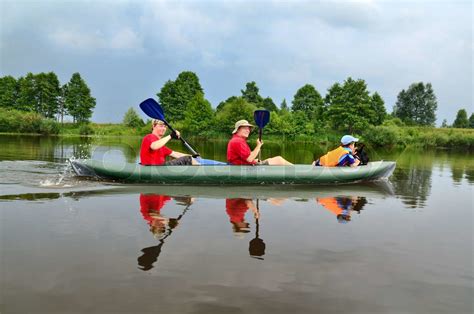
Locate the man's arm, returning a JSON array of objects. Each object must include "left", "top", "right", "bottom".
[
  {"left": 169, "top": 151, "right": 189, "bottom": 159},
  {"left": 150, "top": 135, "right": 172, "bottom": 150},
  {"left": 246, "top": 139, "right": 263, "bottom": 163}
]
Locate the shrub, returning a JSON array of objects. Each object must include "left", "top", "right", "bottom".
[
  {"left": 79, "top": 123, "right": 94, "bottom": 135},
  {"left": 363, "top": 125, "right": 400, "bottom": 147},
  {"left": 40, "top": 119, "right": 60, "bottom": 135}
]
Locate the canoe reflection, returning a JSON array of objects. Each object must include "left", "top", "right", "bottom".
[
  {"left": 317, "top": 196, "right": 367, "bottom": 223},
  {"left": 137, "top": 194, "right": 193, "bottom": 271}
]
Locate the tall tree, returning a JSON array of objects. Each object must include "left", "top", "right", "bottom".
[
  {"left": 469, "top": 113, "right": 474, "bottom": 128},
  {"left": 369, "top": 92, "right": 386, "bottom": 125},
  {"left": 280, "top": 98, "right": 289, "bottom": 111},
  {"left": 262, "top": 97, "right": 278, "bottom": 112},
  {"left": 241, "top": 81, "right": 264, "bottom": 106},
  {"left": 215, "top": 97, "right": 256, "bottom": 132},
  {"left": 35, "top": 72, "right": 61, "bottom": 118},
  {"left": 183, "top": 92, "right": 215, "bottom": 134},
  {"left": 441, "top": 119, "right": 448, "bottom": 128},
  {"left": 64, "top": 73, "right": 96, "bottom": 123},
  {"left": 291, "top": 84, "right": 324, "bottom": 123},
  {"left": 0, "top": 76, "right": 18, "bottom": 108},
  {"left": 15, "top": 73, "right": 36, "bottom": 112},
  {"left": 452, "top": 109, "right": 469, "bottom": 128},
  {"left": 157, "top": 71, "right": 204, "bottom": 122},
  {"left": 393, "top": 82, "right": 437, "bottom": 126},
  {"left": 324, "top": 78, "right": 375, "bottom": 133}
]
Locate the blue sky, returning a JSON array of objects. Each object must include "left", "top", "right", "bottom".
[{"left": 1, "top": 0, "right": 472, "bottom": 124}]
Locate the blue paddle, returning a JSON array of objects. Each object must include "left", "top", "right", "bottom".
[
  {"left": 139, "top": 98, "right": 200, "bottom": 157},
  {"left": 254, "top": 109, "right": 270, "bottom": 161}
]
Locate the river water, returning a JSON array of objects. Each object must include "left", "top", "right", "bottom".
[{"left": 0, "top": 135, "right": 472, "bottom": 313}]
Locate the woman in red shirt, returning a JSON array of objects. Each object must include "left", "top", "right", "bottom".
[
  {"left": 140, "top": 119, "right": 200, "bottom": 166},
  {"left": 226, "top": 120, "right": 293, "bottom": 165}
]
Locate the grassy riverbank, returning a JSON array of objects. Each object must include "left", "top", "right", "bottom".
[{"left": 1, "top": 108, "right": 473, "bottom": 150}]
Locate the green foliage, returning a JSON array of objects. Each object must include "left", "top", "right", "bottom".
[
  {"left": 262, "top": 97, "right": 278, "bottom": 112},
  {"left": 39, "top": 119, "right": 60, "bottom": 135},
  {"left": 324, "top": 77, "right": 377, "bottom": 133},
  {"left": 15, "top": 73, "right": 36, "bottom": 112},
  {"left": 441, "top": 119, "right": 448, "bottom": 128},
  {"left": 393, "top": 82, "right": 437, "bottom": 126},
  {"left": 292, "top": 84, "right": 324, "bottom": 120},
  {"left": 363, "top": 125, "right": 401, "bottom": 147},
  {"left": 64, "top": 73, "right": 96, "bottom": 123},
  {"left": 0, "top": 76, "right": 18, "bottom": 108},
  {"left": 35, "top": 72, "right": 61, "bottom": 119},
  {"left": 79, "top": 123, "right": 94, "bottom": 136},
  {"left": 122, "top": 107, "right": 144, "bottom": 128},
  {"left": 215, "top": 97, "right": 256, "bottom": 133},
  {"left": 280, "top": 99, "right": 288, "bottom": 111},
  {"left": 470, "top": 113, "right": 474, "bottom": 128},
  {"left": 369, "top": 92, "right": 386, "bottom": 125},
  {"left": 157, "top": 71, "right": 203, "bottom": 122},
  {"left": 241, "top": 81, "right": 264, "bottom": 105},
  {"left": 183, "top": 92, "right": 215, "bottom": 134},
  {"left": 452, "top": 109, "right": 469, "bottom": 128}
]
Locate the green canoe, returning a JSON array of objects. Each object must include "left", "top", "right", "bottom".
[{"left": 70, "top": 159, "right": 396, "bottom": 185}]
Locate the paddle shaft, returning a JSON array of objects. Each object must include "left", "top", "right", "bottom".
[{"left": 162, "top": 120, "right": 200, "bottom": 157}]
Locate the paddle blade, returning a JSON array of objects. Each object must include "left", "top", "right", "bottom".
[
  {"left": 139, "top": 98, "right": 166, "bottom": 121},
  {"left": 254, "top": 110, "right": 270, "bottom": 128}
]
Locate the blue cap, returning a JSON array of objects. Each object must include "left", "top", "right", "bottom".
[{"left": 341, "top": 135, "right": 359, "bottom": 145}]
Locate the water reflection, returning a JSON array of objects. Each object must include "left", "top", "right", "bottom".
[
  {"left": 317, "top": 196, "right": 368, "bottom": 223},
  {"left": 137, "top": 194, "right": 193, "bottom": 271},
  {"left": 391, "top": 167, "right": 432, "bottom": 208}
]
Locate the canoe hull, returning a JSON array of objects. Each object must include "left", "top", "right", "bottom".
[{"left": 71, "top": 159, "right": 396, "bottom": 185}]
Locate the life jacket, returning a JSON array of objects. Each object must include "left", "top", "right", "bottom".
[{"left": 318, "top": 146, "right": 350, "bottom": 167}]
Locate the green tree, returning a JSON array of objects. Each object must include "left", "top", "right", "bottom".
[
  {"left": 183, "top": 92, "right": 215, "bottom": 134},
  {"left": 215, "top": 97, "right": 256, "bottom": 133},
  {"left": 262, "top": 97, "right": 278, "bottom": 112},
  {"left": 123, "top": 107, "right": 144, "bottom": 128},
  {"left": 64, "top": 73, "right": 96, "bottom": 123},
  {"left": 35, "top": 72, "right": 61, "bottom": 119},
  {"left": 441, "top": 119, "right": 448, "bottom": 128},
  {"left": 280, "top": 98, "right": 289, "bottom": 111},
  {"left": 469, "top": 113, "right": 474, "bottom": 128},
  {"left": 216, "top": 96, "right": 239, "bottom": 112},
  {"left": 157, "top": 71, "right": 203, "bottom": 122},
  {"left": 15, "top": 73, "right": 36, "bottom": 112},
  {"left": 369, "top": 92, "right": 386, "bottom": 125},
  {"left": 324, "top": 77, "right": 375, "bottom": 133},
  {"left": 0, "top": 76, "right": 18, "bottom": 108},
  {"left": 241, "top": 81, "right": 264, "bottom": 106},
  {"left": 292, "top": 84, "right": 324, "bottom": 119},
  {"left": 452, "top": 109, "right": 469, "bottom": 128},
  {"left": 393, "top": 82, "right": 437, "bottom": 126}
]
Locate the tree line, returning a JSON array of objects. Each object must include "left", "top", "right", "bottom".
[
  {"left": 124, "top": 71, "right": 472, "bottom": 136},
  {"left": 0, "top": 72, "right": 96, "bottom": 123}
]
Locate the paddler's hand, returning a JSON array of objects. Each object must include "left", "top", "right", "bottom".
[
  {"left": 256, "top": 138, "right": 263, "bottom": 147},
  {"left": 170, "top": 130, "right": 181, "bottom": 139}
]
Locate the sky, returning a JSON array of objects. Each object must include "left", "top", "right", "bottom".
[{"left": 1, "top": 0, "right": 472, "bottom": 124}]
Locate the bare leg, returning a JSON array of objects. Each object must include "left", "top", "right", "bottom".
[{"left": 265, "top": 156, "right": 293, "bottom": 166}]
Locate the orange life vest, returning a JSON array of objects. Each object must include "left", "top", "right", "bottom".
[
  {"left": 316, "top": 197, "right": 343, "bottom": 216},
  {"left": 318, "top": 146, "right": 350, "bottom": 167}
]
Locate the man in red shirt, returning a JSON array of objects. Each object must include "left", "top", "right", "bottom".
[
  {"left": 227, "top": 120, "right": 293, "bottom": 165},
  {"left": 140, "top": 119, "right": 200, "bottom": 166}
]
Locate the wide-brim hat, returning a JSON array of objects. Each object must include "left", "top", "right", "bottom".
[{"left": 232, "top": 120, "right": 254, "bottom": 134}]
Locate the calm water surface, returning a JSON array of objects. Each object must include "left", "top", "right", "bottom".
[{"left": 0, "top": 135, "right": 472, "bottom": 313}]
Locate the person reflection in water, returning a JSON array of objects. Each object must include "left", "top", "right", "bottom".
[
  {"left": 137, "top": 194, "right": 193, "bottom": 271},
  {"left": 226, "top": 198, "right": 260, "bottom": 235},
  {"left": 226, "top": 198, "right": 267, "bottom": 259},
  {"left": 317, "top": 196, "right": 367, "bottom": 223}
]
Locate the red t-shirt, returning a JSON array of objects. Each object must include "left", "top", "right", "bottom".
[
  {"left": 140, "top": 194, "right": 172, "bottom": 223},
  {"left": 227, "top": 134, "right": 256, "bottom": 165},
  {"left": 140, "top": 134, "right": 172, "bottom": 165},
  {"left": 225, "top": 199, "right": 250, "bottom": 223}
]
